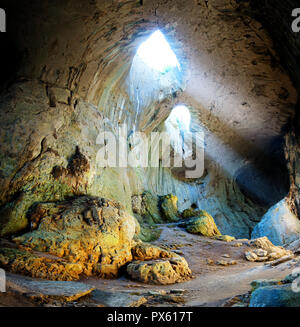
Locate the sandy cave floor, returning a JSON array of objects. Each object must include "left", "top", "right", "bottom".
[{"left": 83, "top": 225, "right": 300, "bottom": 307}]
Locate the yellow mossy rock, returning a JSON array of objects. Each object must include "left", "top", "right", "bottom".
[
  {"left": 127, "top": 243, "right": 192, "bottom": 285},
  {"left": 127, "top": 256, "right": 192, "bottom": 285},
  {"left": 161, "top": 194, "right": 180, "bottom": 222},
  {"left": 12, "top": 196, "right": 139, "bottom": 279},
  {"left": 132, "top": 243, "right": 175, "bottom": 261},
  {"left": 182, "top": 208, "right": 200, "bottom": 219},
  {"left": 0, "top": 247, "right": 84, "bottom": 281},
  {"left": 184, "top": 210, "right": 221, "bottom": 237}
]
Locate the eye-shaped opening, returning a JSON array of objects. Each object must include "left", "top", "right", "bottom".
[{"left": 136, "top": 30, "right": 180, "bottom": 73}]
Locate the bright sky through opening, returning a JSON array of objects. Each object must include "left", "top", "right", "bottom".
[
  {"left": 170, "top": 105, "right": 191, "bottom": 131},
  {"left": 136, "top": 30, "right": 180, "bottom": 73}
]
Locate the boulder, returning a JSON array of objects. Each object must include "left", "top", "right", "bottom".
[
  {"left": 251, "top": 199, "right": 300, "bottom": 246},
  {"left": 216, "top": 260, "right": 237, "bottom": 266},
  {"left": 132, "top": 191, "right": 161, "bottom": 224},
  {"left": 182, "top": 211, "right": 221, "bottom": 237},
  {"left": 251, "top": 279, "right": 283, "bottom": 291},
  {"left": 253, "top": 249, "right": 268, "bottom": 257},
  {"left": 244, "top": 237, "right": 292, "bottom": 262},
  {"left": 131, "top": 192, "right": 163, "bottom": 242},
  {"left": 160, "top": 194, "right": 180, "bottom": 222},
  {"left": 182, "top": 207, "right": 200, "bottom": 219},
  {"left": 131, "top": 243, "right": 173, "bottom": 261},
  {"left": 287, "top": 238, "right": 300, "bottom": 254},
  {"left": 249, "top": 271, "right": 300, "bottom": 307},
  {"left": 0, "top": 247, "right": 84, "bottom": 281},
  {"left": 245, "top": 251, "right": 258, "bottom": 262},
  {"left": 127, "top": 243, "right": 192, "bottom": 285},
  {"left": 249, "top": 284, "right": 300, "bottom": 307},
  {"left": 127, "top": 256, "right": 192, "bottom": 285},
  {"left": 11, "top": 196, "right": 139, "bottom": 279}
]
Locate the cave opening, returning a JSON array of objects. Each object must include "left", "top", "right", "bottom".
[
  {"left": 136, "top": 29, "right": 180, "bottom": 73},
  {"left": 165, "top": 104, "right": 193, "bottom": 161},
  {"left": 167, "top": 105, "right": 191, "bottom": 132},
  {"left": 128, "top": 29, "right": 183, "bottom": 131}
]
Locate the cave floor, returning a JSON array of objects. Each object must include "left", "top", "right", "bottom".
[
  {"left": 1, "top": 225, "right": 299, "bottom": 307},
  {"left": 83, "top": 225, "right": 300, "bottom": 307}
]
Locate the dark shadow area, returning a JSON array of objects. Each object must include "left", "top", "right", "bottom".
[
  {"left": 0, "top": 3, "right": 22, "bottom": 93},
  {"left": 247, "top": 0, "right": 300, "bottom": 90},
  {"left": 235, "top": 136, "right": 290, "bottom": 207},
  {"left": 185, "top": 93, "right": 292, "bottom": 208}
]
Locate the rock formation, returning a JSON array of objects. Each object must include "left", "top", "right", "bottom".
[
  {"left": 180, "top": 210, "right": 221, "bottom": 237},
  {"left": 0, "top": 0, "right": 299, "bottom": 307},
  {"left": 244, "top": 237, "right": 292, "bottom": 263},
  {"left": 252, "top": 199, "right": 300, "bottom": 246},
  {"left": 127, "top": 243, "right": 192, "bottom": 285}
]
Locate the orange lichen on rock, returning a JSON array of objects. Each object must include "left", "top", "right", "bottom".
[
  {"left": 12, "top": 196, "right": 138, "bottom": 279},
  {"left": 127, "top": 243, "right": 192, "bottom": 285},
  {"left": 0, "top": 247, "right": 83, "bottom": 281}
]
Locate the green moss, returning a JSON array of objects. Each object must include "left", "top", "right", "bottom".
[
  {"left": 137, "top": 224, "right": 162, "bottom": 242},
  {"left": 160, "top": 194, "right": 180, "bottom": 222},
  {"left": 0, "top": 200, "right": 29, "bottom": 237},
  {"left": 90, "top": 169, "right": 133, "bottom": 212},
  {"left": 182, "top": 210, "right": 221, "bottom": 237},
  {"left": 182, "top": 208, "right": 201, "bottom": 219},
  {"left": 0, "top": 173, "right": 74, "bottom": 237},
  {"left": 134, "top": 210, "right": 162, "bottom": 242},
  {"left": 141, "top": 191, "right": 162, "bottom": 224}
]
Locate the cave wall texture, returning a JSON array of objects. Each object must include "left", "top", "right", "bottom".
[
  {"left": 247, "top": 0, "right": 300, "bottom": 219},
  {"left": 0, "top": 0, "right": 299, "bottom": 240}
]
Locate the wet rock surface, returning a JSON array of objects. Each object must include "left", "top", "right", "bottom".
[{"left": 0, "top": 273, "right": 148, "bottom": 307}]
